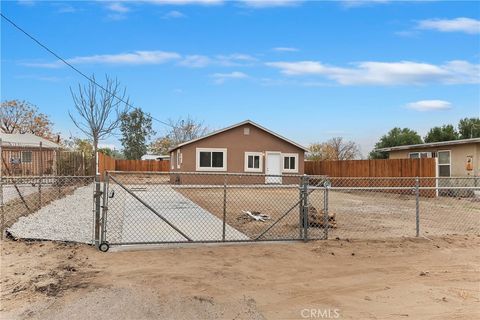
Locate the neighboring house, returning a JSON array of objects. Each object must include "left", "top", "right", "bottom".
[
  {"left": 169, "top": 120, "right": 308, "bottom": 184},
  {"left": 0, "top": 133, "right": 61, "bottom": 176},
  {"left": 141, "top": 154, "right": 170, "bottom": 161},
  {"left": 377, "top": 138, "right": 480, "bottom": 177}
]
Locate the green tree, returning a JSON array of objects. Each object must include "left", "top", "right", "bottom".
[
  {"left": 424, "top": 124, "right": 459, "bottom": 143},
  {"left": 369, "top": 127, "right": 423, "bottom": 159},
  {"left": 120, "top": 108, "right": 155, "bottom": 160},
  {"left": 458, "top": 117, "right": 480, "bottom": 139},
  {"left": 98, "top": 147, "right": 124, "bottom": 159}
]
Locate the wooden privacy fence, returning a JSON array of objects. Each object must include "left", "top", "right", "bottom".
[
  {"left": 97, "top": 153, "right": 170, "bottom": 179},
  {"left": 305, "top": 158, "right": 437, "bottom": 197},
  {"left": 305, "top": 158, "right": 436, "bottom": 177}
]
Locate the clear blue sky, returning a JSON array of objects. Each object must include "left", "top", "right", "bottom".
[{"left": 2, "top": 0, "right": 479, "bottom": 155}]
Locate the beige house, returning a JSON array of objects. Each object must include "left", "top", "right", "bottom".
[
  {"left": 377, "top": 138, "right": 480, "bottom": 177},
  {"left": 169, "top": 120, "right": 308, "bottom": 184}
]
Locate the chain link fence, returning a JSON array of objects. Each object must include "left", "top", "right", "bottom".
[
  {"left": 97, "top": 172, "right": 480, "bottom": 250},
  {"left": 1, "top": 176, "right": 95, "bottom": 241},
  {"left": 2, "top": 170, "right": 478, "bottom": 247}
]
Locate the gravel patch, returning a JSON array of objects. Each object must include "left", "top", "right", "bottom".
[
  {"left": 7, "top": 184, "right": 94, "bottom": 244},
  {"left": 3, "top": 185, "right": 39, "bottom": 203}
]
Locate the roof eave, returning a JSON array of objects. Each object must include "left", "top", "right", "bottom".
[{"left": 169, "top": 120, "right": 309, "bottom": 152}]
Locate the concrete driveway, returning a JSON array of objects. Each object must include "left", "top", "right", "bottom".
[{"left": 106, "top": 184, "right": 248, "bottom": 244}]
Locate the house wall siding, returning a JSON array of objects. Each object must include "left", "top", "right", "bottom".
[
  {"left": 388, "top": 143, "right": 480, "bottom": 177},
  {"left": 171, "top": 123, "right": 305, "bottom": 175}
]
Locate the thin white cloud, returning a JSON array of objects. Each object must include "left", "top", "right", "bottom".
[
  {"left": 17, "top": 0, "right": 36, "bottom": 6},
  {"left": 211, "top": 71, "right": 248, "bottom": 84},
  {"left": 406, "top": 100, "right": 452, "bottom": 112},
  {"left": 162, "top": 10, "right": 187, "bottom": 18},
  {"left": 178, "top": 55, "right": 212, "bottom": 67},
  {"left": 178, "top": 53, "right": 256, "bottom": 68},
  {"left": 240, "top": 0, "right": 302, "bottom": 8},
  {"left": 341, "top": 0, "right": 390, "bottom": 8},
  {"left": 23, "top": 51, "right": 181, "bottom": 68},
  {"left": 22, "top": 50, "right": 257, "bottom": 69},
  {"left": 266, "top": 60, "right": 480, "bottom": 85},
  {"left": 273, "top": 47, "right": 299, "bottom": 52},
  {"left": 106, "top": 2, "right": 131, "bottom": 13},
  {"left": 137, "top": 0, "right": 223, "bottom": 5},
  {"left": 417, "top": 17, "right": 480, "bottom": 34},
  {"left": 215, "top": 53, "right": 257, "bottom": 66}
]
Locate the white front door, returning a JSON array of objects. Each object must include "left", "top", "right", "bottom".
[{"left": 265, "top": 152, "right": 282, "bottom": 184}]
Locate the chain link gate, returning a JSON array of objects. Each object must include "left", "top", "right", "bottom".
[{"left": 97, "top": 172, "right": 329, "bottom": 251}]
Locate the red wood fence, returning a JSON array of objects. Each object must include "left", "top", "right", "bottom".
[
  {"left": 305, "top": 158, "right": 436, "bottom": 177},
  {"left": 305, "top": 158, "right": 437, "bottom": 197}
]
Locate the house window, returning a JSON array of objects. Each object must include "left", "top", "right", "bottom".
[
  {"left": 170, "top": 152, "right": 175, "bottom": 170},
  {"left": 196, "top": 148, "right": 227, "bottom": 171},
  {"left": 244, "top": 152, "right": 262, "bottom": 172},
  {"left": 437, "top": 150, "right": 451, "bottom": 177},
  {"left": 21, "top": 151, "right": 32, "bottom": 163},
  {"left": 409, "top": 152, "right": 432, "bottom": 159},
  {"left": 282, "top": 153, "right": 298, "bottom": 173}
]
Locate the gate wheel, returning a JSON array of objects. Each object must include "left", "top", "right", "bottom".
[{"left": 99, "top": 242, "right": 110, "bottom": 252}]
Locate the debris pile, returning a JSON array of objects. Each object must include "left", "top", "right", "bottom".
[
  {"left": 307, "top": 205, "right": 337, "bottom": 228},
  {"left": 240, "top": 210, "right": 271, "bottom": 222}
]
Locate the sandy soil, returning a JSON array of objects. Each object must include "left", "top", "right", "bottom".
[
  {"left": 176, "top": 188, "right": 480, "bottom": 240},
  {"left": 1, "top": 236, "right": 479, "bottom": 320}
]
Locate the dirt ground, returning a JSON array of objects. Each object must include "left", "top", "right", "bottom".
[
  {"left": 176, "top": 187, "right": 480, "bottom": 240},
  {"left": 1, "top": 236, "right": 479, "bottom": 320}
]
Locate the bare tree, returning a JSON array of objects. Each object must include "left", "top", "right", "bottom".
[
  {"left": 150, "top": 116, "right": 209, "bottom": 154},
  {"left": 69, "top": 75, "right": 129, "bottom": 171},
  {"left": 307, "top": 137, "right": 360, "bottom": 161}
]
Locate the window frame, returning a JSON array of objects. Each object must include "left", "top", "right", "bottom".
[
  {"left": 437, "top": 150, "right": 451, "bottom": 177},
  {"left": 282, "top": 153, "right": 299, "bottom": 173},
  {"left": 244, "top": 152, "right": 263, "bottom": 173},
  {"left": 195, "top": 148, "right": 227, "bottom": 172},
  {"left": 176, "top": 149, "right": 182, "bottom": 169},
  {"left": 170, "top": 152, "right": 175, "bottom": 170},
  {"left": 21, "top": 151, "right": 32, "bottom": 163},
  {"left": 409, "top": 152, "right": 432, "bottom": 159}
]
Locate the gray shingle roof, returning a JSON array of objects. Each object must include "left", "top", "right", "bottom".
[{"left": 0, "top": 133, "right": 61, "bottom": 149}]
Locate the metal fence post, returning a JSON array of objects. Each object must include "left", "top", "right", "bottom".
[
  {"left": 302, "top": 175, "right": 309, "bottom": 242},
  {"left": 0, "top": 138, "right": 3, "bottom": 239},
  {"left": 222, "top": 174, "right": 227, "bottom": 242},
  {"left": 38, "top": 141, "right": 43, "bottom": 207},
  {"left": 94, "top": 174, "right": 101, "bottom": 248},
  {"left": 415, "top": 177, "right": 420, "bottom": 237},
  {"left": 299, "top": 176, "right": 304, "bottom": 239},
  {"left": 323, "top": 183, "right": 329, "bottom": 240},
  {"left": 100, "top": 172, "right": 109, "bottom": 244}
]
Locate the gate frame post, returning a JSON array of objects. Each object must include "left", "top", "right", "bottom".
[
  {"left": 94, "top": 174, "right": 102, "bottom": 248},
  {"left": 415, "top": 177, "right": 420, "bottom": 237},
  {"left": 100, "top": 172, "right": 109, "bottom": 244},
  {"left": 323, "top": 179, "right": 330, "bottom": 240},
  {"left": 222, "top": 174, "right": 227, "bottom": 242},
  {"left": 302, "top": 175, "right": 309, "bottom": 242}
]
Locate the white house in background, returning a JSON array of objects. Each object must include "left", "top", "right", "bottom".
[{"left": 141, "top": 154, "right": 170, "bottom": 161}]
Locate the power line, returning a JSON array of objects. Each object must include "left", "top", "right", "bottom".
[{"left": 0, "top": 12, "right": 174, "bottom": 128}]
